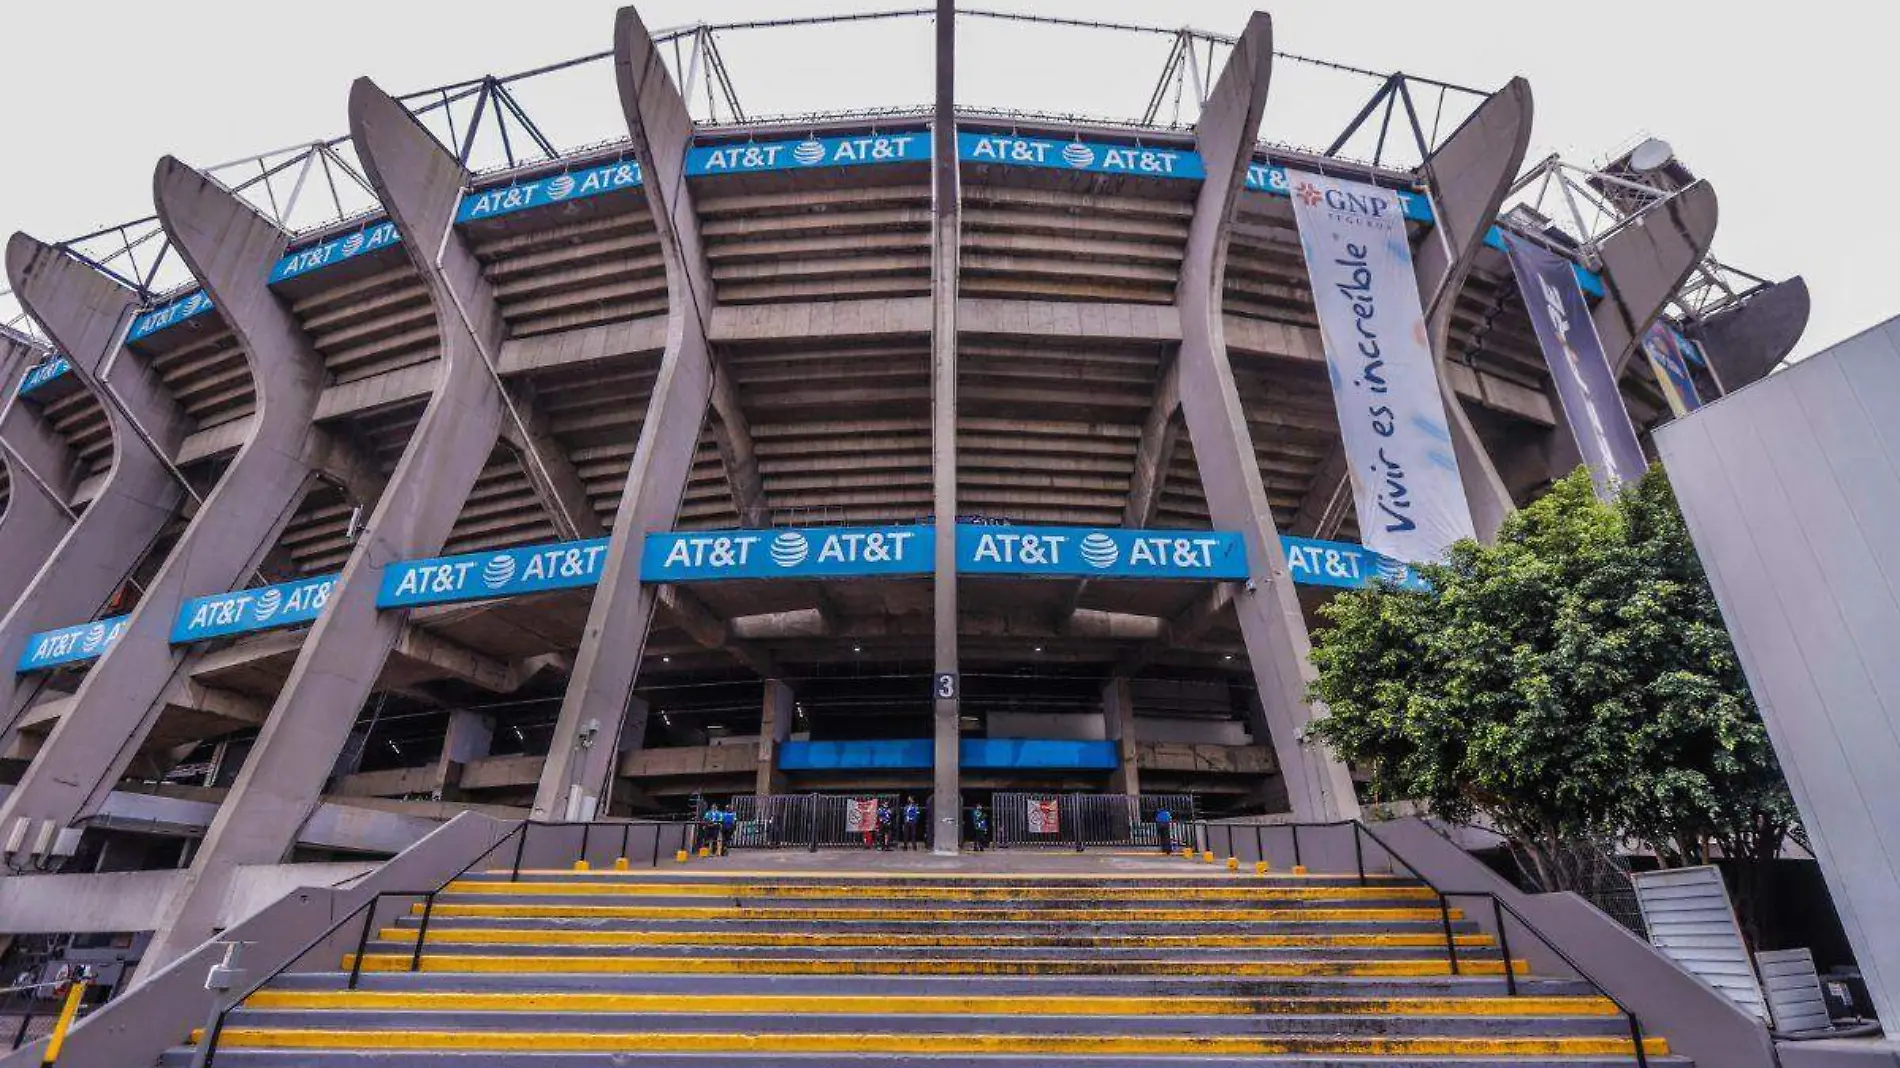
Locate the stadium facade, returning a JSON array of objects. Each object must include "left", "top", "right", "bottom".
[{"left": 0, "top": 5, "right": 1805, "bottom": 980}]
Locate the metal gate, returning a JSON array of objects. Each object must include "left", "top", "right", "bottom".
[{"left": 990, "top": 793, "right": 1195, "bottom": 849}]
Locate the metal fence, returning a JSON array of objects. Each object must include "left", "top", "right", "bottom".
[
  {"left": 726, "top": 794, "right": 932, "bottom": 850},
  {"left": 990, "top": 793, "right": 1195, "bottom": 849}
]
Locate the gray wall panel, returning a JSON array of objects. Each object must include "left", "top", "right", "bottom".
[{"left": 1657, "top": 316, "right": 1900, "bottom": 1029}]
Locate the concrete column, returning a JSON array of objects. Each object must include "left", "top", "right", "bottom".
[
  {"left": 0, "top": 159, "right": 335, "bottom": 842},
  {"left": 1594, "top": 181, "right": 1719, "bottom": 377},
  {"left": 927, "top": 0, "right": 963, "bottom": 854},
  {"left": 755, "top": 680, "right": 792, "bottom": 797},
  {"left": 1102, "top": 677, "right": 1139, "bottom": 797},
  {"left": 0, "top": 238, "right": 186, "bottom": 739},
  {"left": 1177, "top": 13, "right": 1358, "bottom": 822},
  {"left": 139, "top": 77, "right": 508, "bottom": 973},
  {"left": 1414, "top": 79, "right": 1534, "bottom": 540},
  {"left": 0, "top": 347, "right": 78, "bottom": 611},
  {"left": 531, "top": 6, "right": 722, "bottom": 821},
  {"left": 432, "top": 711, "right": 493, "bottom": 800}
]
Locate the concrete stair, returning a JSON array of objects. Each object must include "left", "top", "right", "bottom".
[{"left": 166, "top": 858, "right": 1681, "bottom": 1065}]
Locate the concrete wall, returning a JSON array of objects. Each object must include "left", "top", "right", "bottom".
[{"left": 1657, "top": 316, "right": 1900, "bottom": 1031}]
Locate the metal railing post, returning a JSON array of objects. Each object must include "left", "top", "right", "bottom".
[
  {"left": 1438, "top": 893, "right": 1461, "bottom": 975},
  {"left": 649, "top": 823, "right": 663, "bottom": 867},
  {"left": 622, "top": 820, "right": 633, "bottom": 862},
  {"left": 578, "top": 821, "right": 591, "bottom": 867},
  {"left": 1073, "top": 793, "right": 1084, "bottom": 853},
  {"left": 409, "top": 892, "right": 436, "bottom": 973},
  {"left": 1290, "top": 824, "right": 1303, "bottom": 870},
  {"left": 1352, "top": 823, "right": 1366, "bottom": 885},
  {"left": 1253, "top": 824, "right": 1264, "bottom": 866},
  {"left": 346, "top": 896, "right": 379, "bottom": 991},
  {"left": 1629, "top": 1013, "right": 1650, "bottom": 1068},
  {"left": 1490, "top": 896, "right": 1517, "bottom": 996},
  {"left": 807, "top": 793, "right": 819, "bottom": 852},
  {"left": 510, "top": 822, "right": 528, "bottom": 881}
]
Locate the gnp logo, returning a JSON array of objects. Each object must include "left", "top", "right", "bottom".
[
  {"left": 1294, "top": 181, "right": 1325, "bottom": 207},
  {"left": 1309, "top": 182, "right": 1393, "bottom": 219}
]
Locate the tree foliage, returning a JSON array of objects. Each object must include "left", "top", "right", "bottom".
[{"left": 1306, "top": 466, "right": 1798, "bottom": 882}]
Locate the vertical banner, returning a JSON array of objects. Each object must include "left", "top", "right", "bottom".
[
  {"left": 1501, "top": 234, "right": 1649, "bottom": 496},
  {"left": 1640, "top": 323, "right": 1705, "bottom": 418},
  {"left": 1286, "top": 170, "right": 1475, "bottom": 564},
  {"left": 1027, "top": 799, "right": 1060, "bottom": 835}
]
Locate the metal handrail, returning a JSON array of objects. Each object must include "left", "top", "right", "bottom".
[
  {"left": 1197, "top": 817, "right": 1652, "bottom": 1068},
  {"left": 198, "top": 818, "right": 686, "bottom": 1066}
]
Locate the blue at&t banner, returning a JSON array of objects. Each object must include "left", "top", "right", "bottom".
[
  {"left": 687, "top": 133, "right": 928, "bottom": 177},
  {"left": 270, "top": 220, "right": 402, "bottom": 284},
  {"left": 958, "top": 132, "right": 1203, "bottom": 181},
  {"left": 958, "top": 525, "right": 1247, "bottom": 580},
  {"left": 17, "top": 615, "right": 130, "bottom": 673},
  {"left": 171, "top": 574, "right": 339, "bottom": 644},
  {"left": 457, "top": 159, "right": 644, "bottom": 224},
  {"left": 127, "top": 289, "right": 215, "bottom": 343},
  {"left": 1281, "top": 535, "right": 1426, "bottom": 592},
  {"left": 641, "top": 526, "right": 933, "bottom": 583},
  {"left": 379, "top": 538, "right": 612, "bottom": 609},
  {"left": 16, "top": 355, "right": 71, "bottom": 397}
]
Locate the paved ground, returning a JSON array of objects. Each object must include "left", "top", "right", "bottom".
[{"left": 530, "top": 846, "right": 1266, "bottom": 878}]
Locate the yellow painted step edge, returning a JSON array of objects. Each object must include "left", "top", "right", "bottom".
[
  {"left": 492, "top": 869, "right": 1416, "bottom": 881},
  {"left": 412, "top": 903, "right": 1467, "bottom": 922},
  {"left": 241, "top": 989, "right": 1621, "bottom": 1017},
  {"left": 342, "top": 953, "right": 1525, "bottom": 977},
  {"left": 196, "top": 1028, "right": 1670, "bottom": 1057},
  {"left": 442, "top": 881, "right": 1438, "bottom": 901},
  {"left": 376, "top": 927, "right": 1496, "bottom": 949}
]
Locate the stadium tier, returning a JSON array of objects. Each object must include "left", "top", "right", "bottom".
[{"left": 0, "top": 4, "right": 1803, "bottom": 981}]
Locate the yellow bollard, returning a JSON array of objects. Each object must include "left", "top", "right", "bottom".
[
  {"left": 1201, "top": 850, "right": 1214, "bottom": 863},
  {"left": 697, "top": 846, "right": 710, "bottom": 859},
  {"left": 1254, "top": 860, "right": 1272, "bottom": 876},
  {"left": 675, "top": 849, "right": 690, "bottom": 863},
  {"left": 1291, "top": 864, "right": 1308, "bottom": 875},
  {"left": 573, "top": 860, "right": 590, "bottom": 872},
  {"left": 1226, "top": 856, "right": 1239, "bottom": 871},
  {"left": 613, "top": 857, "right": 630, "bottom": 872},
  {"left": 41, "top": 978, "right": 88, "bottom": 1066}
]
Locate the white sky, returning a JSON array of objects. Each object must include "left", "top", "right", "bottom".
[{"left": 1, "top": 0, "right": 1892, "bottom": 359}]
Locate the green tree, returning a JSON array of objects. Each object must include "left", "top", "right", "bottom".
[{"left": 1306, "top": 466, "right": 1797, "bottom": 942}]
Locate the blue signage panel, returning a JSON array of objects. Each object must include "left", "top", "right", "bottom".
[
  {"left": 127, "top": 290, "right": 215, "bottom": 343},
  {"left": 957, "top": 525, "right": 1248, "bottom": 580},
  {"left": 958, "top": 132, "right": 1204, "bottom": 181},
  {"left": 456, "top": 159, "right": 644, "bottom": 224},
  {"left": 779, "top": 739, "right": 933, "bottom": 771},
  {"left": 1281, "top": 534, "right": 1428, "bottom": 592},
  {"left": 686, "top": 133, "right": 929, "bottom": 178},
  {"left": 962, "top": 738, "right": 1118, "bottom": 770},
  {"left": 171, "top": 574, "right": 339, "bottom": 644},
  {"left": 269, "top": 220, "right": 402, "bottom": 284},
  {"left": 641, "top": 526, "right": 934, "bottom": 583},
  {"left": 17, "top": 615, "right": 130, "bottom": 673},
  {"left": 16, "top": 355, "right": 71, "bottom": 397},
  {"left": 378, "top": 537, "right": 612, "bottom": 609}
]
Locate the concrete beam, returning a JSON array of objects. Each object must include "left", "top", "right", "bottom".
[
  {"left": 756, "top": 679, "right": 792, "bottom": 796},
  {"left": 1415, "top": 78, "right": 1532, "bottom": 540},
  {"left": 1177, "top": 12, "right": 1357, "bottom": 822},
  {"left": 0, "top": 346, "right": 78, "bottom": 610},
  {"left": 0, "top": 159, "right": 336, "bottom": 844},
  {"left": 391, "top": 627, "right": 524, "bottom": 693},
  {"left": 653, "top": 584, "right": 779, "bottom": 678},
  {"left": 532, "top": 6, "right": 727, "bottom": 822},
  {"left": 1121, "top": 354, "right": 1181, "bottom": 528},
  {"left": 0, "top": 238, "right": 185, "bottom": 746},
  {"left": 1596, "top": 181, "right": 1720, "bottom": 378},
  {"left": 139, "top": 77, "right": 510, "bottom": 975},
  {"left": 928, "top": 0, "right": 961, "bottom": 853},
  {"left": 1103, "top": 677, "right": 1139, "bottom": 797},
  {"left": 1289, "top": 441, "right": 1350, "bottom": 538}
]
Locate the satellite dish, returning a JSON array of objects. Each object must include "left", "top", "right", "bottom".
[{"left": 1628, "top": 137, "right": 1675, "bottom": 173}]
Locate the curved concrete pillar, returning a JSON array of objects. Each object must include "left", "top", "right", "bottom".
[
  {"left": 1595, "top": 181, "right": 1719, "bottom": 376},
  {"left": 140, "top": 78, "right": 508, "bottom": 972},
  {"left": 1416, "top": 78, "right": 1534, "bottom": 540},
  {"left": 0, "top": 344, "right": 77, "bottom": 611},
  {"left": 0, "top": 238, "right": 185, "bottom": 739},
  {"left": 531, "top": 5, "right": 721, "bottom": 820},
  {"left": 1179, "top": 12, "right": 1358, "bottom": 822},
  {"left": 0, "top": 159, "right": 334, "bottom": 844}
]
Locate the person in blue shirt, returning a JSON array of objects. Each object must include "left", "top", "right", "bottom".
[
  {"left": 875, "top": 799, "right": 895, "bottom": 851},
  {"left": 970, "top": 803, "right": 991, "bottom": 851},
  {"left": 1154, "top": 806, "right": 1173, "bottom": 855},
  {"left": 900, "top": 796, "right": 921, "bottom": 851},
  {"left": 720, "top": 804, "right": 737, "bottom": 853},
  {"left": 703, "top": 803, "right": 729, "bottom": 857}
]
